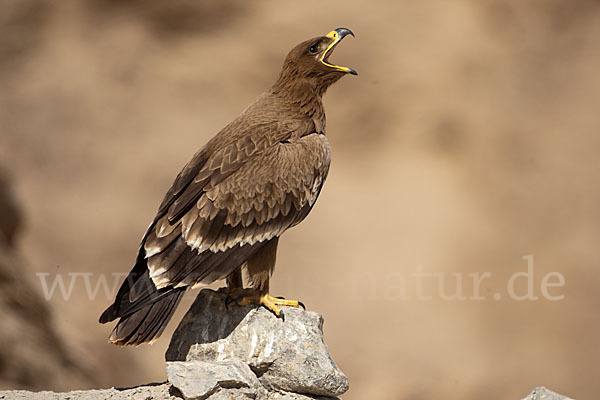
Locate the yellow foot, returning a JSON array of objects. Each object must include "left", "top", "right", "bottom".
[
  {"left": 237, "top": 293, "right": 305, "bottom": 319},
  {"left": 223, "top": 287, "right": 250, "bottom": 311}
]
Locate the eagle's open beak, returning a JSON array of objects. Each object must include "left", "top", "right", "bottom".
[{"left": 320, "top": 27, "right": 357, "bottom": 75}]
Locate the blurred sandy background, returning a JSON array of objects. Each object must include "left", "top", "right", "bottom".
[{"left": 1, "top": 0, "right": 599, "bottom": 398}]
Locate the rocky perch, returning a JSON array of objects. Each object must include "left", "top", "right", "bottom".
[
  {"left": 0, "top": 291, "right": 576, "bottom": 400},
  {"left": 0, "top": 289, "right": 348, "bottom": 400},
  {"left": 164, "top": 289, "right": 348, "bottom": 399}
]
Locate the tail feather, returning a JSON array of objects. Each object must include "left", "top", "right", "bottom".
[
  {"left": 99, "top": 253, "right": 176, "bottom": 323},
  {"left": 108, "top": 288, "right": 185, "bottom": 346},
  {"left": 99, "top": 252, "right": 149, "bottom": 324},
  {"left": 99, "top": 251, "right": 187, "bottom": 346}
]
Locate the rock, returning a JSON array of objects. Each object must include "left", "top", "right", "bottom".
[
  {"left": 166, "top": 359, "right": 259, "bottom": 399},
  {"left": 166, "top": 289, "right": 348, "bottom": 399},
  {"left": 522, "top": 386, "right": 574, "bottom": 400},
  {"left": 0, "top": 383, "right": 337, "bottom": 400},
  {"left": 0, "top": 382, "right": 576, "bottom": 400},
  {"left": 0, "top": 382, "right": 177, "bottom": 400},
  {"left": 265, "top": 392, "right": 335, "bottom": 400}
]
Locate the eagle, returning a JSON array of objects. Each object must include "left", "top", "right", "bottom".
[{"left": 99, "top": 28, "right": 356, "bottom": 345}]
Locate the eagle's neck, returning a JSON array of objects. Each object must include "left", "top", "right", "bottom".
[{"left": 270, "top": 75, "right": 328, "bottom": 133}]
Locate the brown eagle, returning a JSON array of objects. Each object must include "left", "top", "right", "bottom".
[{"left": 99, "top": 28, "right": 356, "bottom": 345}]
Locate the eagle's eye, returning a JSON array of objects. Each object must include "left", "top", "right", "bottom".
[{"left": 308, "top": 42, "right": 320, "bottom": 54}]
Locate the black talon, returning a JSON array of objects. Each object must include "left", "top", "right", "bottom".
[
  {"left": 276, "top": 296, "right": 286, "bottom": 299},
  {"left": 280, "top": 310, "right": 285, "bottom": 322}
]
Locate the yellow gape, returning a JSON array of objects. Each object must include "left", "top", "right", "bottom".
[{"left": 320, "top": 29, "right": 356, "bottom": 74}]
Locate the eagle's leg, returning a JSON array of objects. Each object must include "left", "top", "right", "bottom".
[
  {"left": 225, "top": 268, "right": 257, "bottom": 310},
  {"left": 225, "top": 268, "right": 244, "bottom": 298},
  {"left": 238, "top": 237, "right": 305, "bottom": 318}
]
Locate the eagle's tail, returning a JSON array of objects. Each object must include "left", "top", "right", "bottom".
[
  {"left": 99, "top": 249, "right": 187, "bottom": 346},
  {"left": 101, "top": 287, "right": 185, "bottom": 346}
]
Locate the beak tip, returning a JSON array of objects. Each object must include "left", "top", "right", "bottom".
[{"left": 335, "top": 27, "right": 355, "bottom": 39}]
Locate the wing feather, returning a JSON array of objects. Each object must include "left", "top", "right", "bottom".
[{"left": 140, "top": 128, "right": 329, "bottom": 290}]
